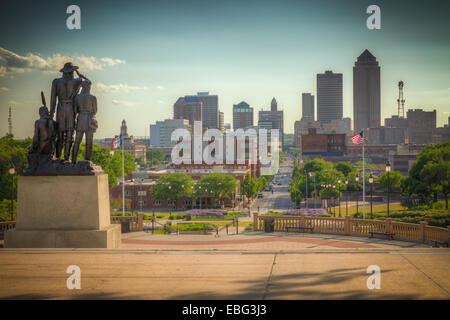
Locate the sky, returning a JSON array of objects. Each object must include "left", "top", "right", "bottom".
[{"left": 0, "top": 0, "right": 449, "bottom": 139}]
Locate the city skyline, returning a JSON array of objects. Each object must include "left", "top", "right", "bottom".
[{"left": 1, "top": 0, "right": 449, "bottom": 139}]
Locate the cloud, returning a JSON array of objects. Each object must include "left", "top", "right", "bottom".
[
  {"left": 0, "top": 47, "right": 125, "bottom": 77},
  {"left": 111, "top": 99, "right": 135, "bottom": 107},
  {"left": 0, "top": 87, "right": 9, "bottom": 92},
  {"left": 156, "top": 85, "right": 164, "bottom": 90},
  {"left": 8, "top": 100, "right": 21, "bottom": 105},
  {"left": 95, "top": 82, "right": 148, "bottom": 93}
]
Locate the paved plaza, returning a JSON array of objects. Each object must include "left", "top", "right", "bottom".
[{"left": 0, "top": 232, "right": 449, "bottom": 300}]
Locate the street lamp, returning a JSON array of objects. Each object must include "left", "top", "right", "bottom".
[
  {"left": 337, "top": 179, "right": 341, "bottom": 217},
  {"left": 9, "top": 163, "right": 15, "bottom": 221},
  {"left": 304, "top": 170, "right": 308, "bottom": 209},
  {"left": 355, "top": 174, "right": 359, "bottom": 215},
  {"left": 386, "top": 160, "right": 391, "bottom": 217},
  {"left": 332, "top": 185, "right": 336, "bottom": 217},
  {"left": 345, "top": 179, "right": 348, "bottom": 216},
  {"left": 369, "top": 174, "right": 374, "bottom": 219},
  {"left": 310, "top": 172, "right": 316, "bottom": 208}
]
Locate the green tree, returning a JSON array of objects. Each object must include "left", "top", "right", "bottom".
[
  {"left": 197, "top": 173, "right": 237, "bottom": 207},
  {"left": 402, "top": 142, "right": 450, "bottom": 208},
  {"left": 0, "top": 134, "right": 30, "bottom": 202},
  {"left": 241, "top": 173, "right": 258, "bottom": 204},
  {"left": 146, "top": 149, "right": 165, "bottom": 167},
  {"left": 377, "top": 171, "right": 404, "bottom": 191},
  {"left": 151, "top": 173, "right": 193, "bottom": 210},
  {"left": 334, "top": 162, "right": 355, "bottom": 177}
]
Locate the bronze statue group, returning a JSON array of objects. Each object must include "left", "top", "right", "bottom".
[{"left": 26, "top": 62, "right": 99, "bottom": 174}]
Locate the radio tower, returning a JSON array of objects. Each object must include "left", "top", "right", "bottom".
[
  {"left": 397, "top": 81, "right": 405, "bottom": 118},
  {"left": 8, "top": 106, "right": 13, "bottom": 135}
]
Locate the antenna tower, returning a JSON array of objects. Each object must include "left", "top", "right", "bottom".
[{"left": 397, "top": 81, "right": 405, "bottom": 118}]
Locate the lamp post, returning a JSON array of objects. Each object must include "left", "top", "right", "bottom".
[
  {"left": 369, "top": 174, "right": 374, "bottom": 219},
  {"left": 310, "top": 172, "right": 316, "bottom": 208},
  {"left": 337, "top": 179, "right": 341, "bottom": 217},
  {"left": 304, "top": 170, "right": 308, "bottom": 209},
  {"left": 386, "top": 160, "right": 391, "bottom": 217},
  {"left": 332, "top": 185, "right": 336, "bottom": 217},
  {"left": 355, "top": 174, "right": 359, "bottom": 215},
  {"left": 345, "top": 179, "right": 348, "bottom": 216},
  {"left": 9, "top": 163, "right": 15, "bottom": 221}
]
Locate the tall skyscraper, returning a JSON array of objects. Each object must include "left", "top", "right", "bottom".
[
  {"left": 317, "top": 71, "right": 343, "bottom": 124},
  {"left": 173, "top": 96, "right": 202, "bottom": 127},
  {"left": 196, "top": 92, "right": 219, "bottom": 130},
  {"left": 302, "top": 93, "right": 314, "bottom": 121},
  {"left": 233, "top": 101, "right": 254, "bottom": 130},
  {"left": 353, "top": 49, "right": 381, "bottom": 132},
  {"left": 271, "top": 97, "right": 278, "bottom": 111}
]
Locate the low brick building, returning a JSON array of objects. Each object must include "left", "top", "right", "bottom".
[{"left": 301, "top": 128, "right": 346, "bottom": 156}]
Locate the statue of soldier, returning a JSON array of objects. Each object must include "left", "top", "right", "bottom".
[
  {"left": 25, "top": 92, "right": 56, "bottom": 172},
  {"left": 72, "top": 79, "right": 98, "bottom": 163},
  {"left": 50, "top": 62, "right": 88, "bottom": 161}
]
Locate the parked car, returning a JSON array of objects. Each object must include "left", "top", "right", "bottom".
[{"left": 257, "top": 193, "right": 264, "bottom": 198}]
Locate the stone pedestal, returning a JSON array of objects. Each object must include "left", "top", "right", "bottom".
[{"left": 5, "top": 174, "right": 121, "bottom": 248}]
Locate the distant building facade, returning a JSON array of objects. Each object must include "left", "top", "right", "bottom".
[
  {"left": 150, "top": 119, "right": 190, "bottom": 148},
  {"left": 317, "top": 71, "right": 343, "bottom": 124},
  {"left": 219, "top": 111, "right": 224, "bottom": 133},
  {"left": 367, "top": 126, "right": 406, "bottom": 145},
  {"left": 432, "top": 117, "right": 450, "bottom": 144},
  {"left": 302, "top": 93, "right": 314, "bottom": 121},
  {"left": 258, "top": 109, "right": 284, "bottom": 146},
  {"left": 407, "top": 109, "right": 436, "bottom": 144},
  {"left": 353, "top": 49, "right": 381, "bottom": 132},
  {"left": 173, "top": 96, "right": 202, "bottom": 127},
  {"left": 197, "top": 92, "right": 219, "bottom": 129},
  {"left": 388, "top": 153, "right": 418, "bottom": 176},
  {"left": 301, "top": 128, "right": 346, "bottom": 156},
  {"left": 233, "top": 101, "right": 254, "bottom": 130}
]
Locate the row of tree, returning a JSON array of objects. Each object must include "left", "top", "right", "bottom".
[
  {"left": 151, "top": 172, "right": 238, "bottom": 209},
  {"left": 290, "top": 142, "right": 449, "bottom": 209}
]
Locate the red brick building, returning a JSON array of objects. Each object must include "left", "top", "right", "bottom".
[{"left": 301, "top": 128, "right": 346, "bottom": 156}]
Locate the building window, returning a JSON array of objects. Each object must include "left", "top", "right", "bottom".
[
  {"left": 137, "top": 191, "right": 147, "bottom": 196},
  {"left": 153, "top": 200, "right": 161, "bottom": 205},
  {"left": 125, "top": 190, "right": 133, "bottom": 196}
]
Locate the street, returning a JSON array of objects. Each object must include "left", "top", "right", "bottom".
[{"left": 253, "top": 159, "right": 294, "bottom": 213}]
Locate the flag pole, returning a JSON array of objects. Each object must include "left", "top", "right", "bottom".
[
  {"left": 121, "top": 136, "right": 125, "bottom": 217},
  {"left": 362, "top": 130, "right": 366, "bottom": 219}
]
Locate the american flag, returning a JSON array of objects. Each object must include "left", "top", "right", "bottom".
[
  {"left": 111, "top": 135, "right": 122, "bottom": 149},
  {"left": 351, "top": 131, "right": 365, "bottom": 146}
]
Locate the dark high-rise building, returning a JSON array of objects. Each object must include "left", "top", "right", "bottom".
[
  {"left": 233, "top": 101, "right": 253, "bottom": 130},
  {"left": 317, "top": 71, "right": 343, "bottom": 124},
  {"left": 271, "top": 97, "right": 278, "bottom": 111},
  {"left": 173, "top": 96, "right": 202, "bottom": 127},
  {"left": 302, "top": 93, "right": 314, "bottom": 121},
  {"left": 353, "top": 49, "right": 381, "bottom": 132},
  {"left": 196, "top": 92, "right": 219, "bottom": 129}
]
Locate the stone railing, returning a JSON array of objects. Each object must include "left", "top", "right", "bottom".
[
  {"left": 253, "top": 213, "right": 450, "bottom": 244},
  {"left": 110, "top": 213, "right": 144, "bottom": 232},
  {"left": 0, "top": 221, "right": 16, "bottom": 232}
]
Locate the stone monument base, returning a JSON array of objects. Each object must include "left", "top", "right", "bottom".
[
  {"left": 5, "top": 224, "right": 120, "bottom": 248},
  {"left": 5, "top": 174, "right": 121, "bottom": 248}
]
